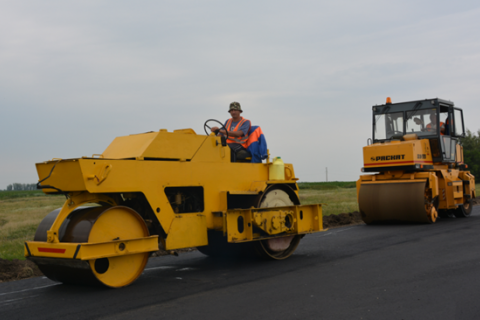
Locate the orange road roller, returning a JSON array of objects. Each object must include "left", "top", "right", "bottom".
[
  {"left": 357, "top": 98, "right": 475, "bottom": 224},
  {"left": 25, "top": 121, "right": 324, "bottom": 287}
]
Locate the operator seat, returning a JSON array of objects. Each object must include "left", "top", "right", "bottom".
[
  {"left": 232, "top": 125, "right": 267, "bottom": 163},
  {"left": 234, "top": 149, "right": 252, "bottom": 162}
]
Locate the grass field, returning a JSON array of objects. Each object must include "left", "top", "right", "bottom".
[
  {"left": 0, "top": 190, "right": 48, "bottom": 201},
  {"left": 297, "top": 181, "right": 358, "bottom": 216},
  {"left": 299, "top": 187, "right": 358, "bottom": 216},
  {"left": 0, "top": 191, "right": 65, "bottom": 260},
  {"left": 297, "top": 181, "right": 356, "bottom": 190}
]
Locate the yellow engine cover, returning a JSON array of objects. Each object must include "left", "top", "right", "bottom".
[{"left": 363, "top": 139, "right": 433, "bottom": 170}]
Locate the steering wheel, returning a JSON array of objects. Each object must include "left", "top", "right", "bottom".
[{"left": 204, "top": 119, "right": 229, "bottom": 139}]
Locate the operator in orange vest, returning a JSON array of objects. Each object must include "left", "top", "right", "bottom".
[
  {"left": 426, "top": 113, "right": 445, "bottom": 135},
  {"left": 210, "top": 102, "right": 251, "bottom": 161}
]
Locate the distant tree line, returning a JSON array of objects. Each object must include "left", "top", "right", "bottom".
[
  {"left": 461, "top": 129, "right": 480, "bottom": 179},
  {"left": 4, "top": 183, "right": 37, "bottom": 191}
]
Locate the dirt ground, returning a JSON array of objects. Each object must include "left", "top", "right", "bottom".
[
  {"left": 472, "top": 196, "right": 480, "bottom": 206},
  {"left": 2, "top": 198, "right": 479, "bottom": 283},
  {"left": 323, "top": 211, "right": 363, "bottom": 228},
  {"left": 0, "top": 258, "right": 43, "bottom": 283}
]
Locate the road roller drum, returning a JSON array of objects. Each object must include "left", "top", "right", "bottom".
[{"left": 358, "top": 181, "right": 436, "bottom": 224}]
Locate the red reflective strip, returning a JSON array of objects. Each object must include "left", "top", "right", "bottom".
[
  {"left": 38, "top": 247, "right": 66, "bottom": 254},
  {"left": 364, "top": 160, "right": 433, "bottom": 167},
  {"left": 364, "top": 161, "right": 413, "bottom": 166}
]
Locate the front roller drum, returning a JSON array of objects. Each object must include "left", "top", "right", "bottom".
[
  {"left": 253, "top": 187, "right": 302, "bottom": 260},
  {"left": 198, "top": 186, "right": 302, "bottom": 260},
  {"left": 31, "top": 206, "right": 150, "bottom": 288},
  {"left": 358, "top": 181, "right": 437, "bottom": 224},
  {"left": 253, "top": 235, "right": 302, "bottom": 260}
]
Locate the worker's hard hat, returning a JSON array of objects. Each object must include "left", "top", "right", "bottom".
[{"left": 229, "top": 102, "right": 242, "bottom": 113}]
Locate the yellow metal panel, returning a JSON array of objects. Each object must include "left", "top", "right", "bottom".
[
  {"left": 102, "top": 131, "right": 157, "bottom": 159},
  {"left": 143, "top": 131, "right": 207, "bottom": 160},
  {"left": 284, "top": 163, "right": 296, "bottom": 180},
  {"left": 427, "top": 173, "right": 439, "bottom": 198},
  {"left": 165, "top": 214, "right": 208, "bottom": 250},
  {"left": 25, "top": 241, "right": 79, "bottom": 258},
  {"left": 225, "top": 204, "right": 323, "bottom": 243},
  {"left": 363, "top": 139, "right": 434, "bottom": 169},
  {"left": 189, "top": 135, "right": 231, "bottom": 163},
  {"left": 226, "top": 209, "right": 254, "bottom": 242},
  {"left": 294, "top": 204, "right": 322, "bottom": 233},
  {"left": 102, "top": 130, "right": 206, "bottom": 160},
  {"left": 249, "top": 181, "right": 267, "bottom": 192},
  {"left": 173, "top": 128, "right": 196, "bottom": 134},
  {"left": 25, "top": 237, "right": 158, "bottom": 260},
  {"left": 80, "top": 236, "right": 159, "bottom": 260},
  {"left": 438, "top": 170, "right": 460, "bottom": 209},
  {"left": 36, "top": 159, "right": 86, "bottom": 193},
  {"left": 452, "top": 181, "right": 463, "bottom": 199}
]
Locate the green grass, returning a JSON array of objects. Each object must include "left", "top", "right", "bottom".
[
  {"left": 297, "top": 181, "right": 358, "bottom": 216},
  {"left": 0, "top": 195, "right": 65, "bottom": 260},
  {"left": 0, "top": 190, "right": 54, "bottom": 201},
  {"left": 298, "top": 181, "right": 356, "bottom": 190},
  {"left": 299, "top": 188, "right": 358, "bottom": 216}
]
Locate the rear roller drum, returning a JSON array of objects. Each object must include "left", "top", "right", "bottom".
[
  {"left": 33, "top": 206, "right": 150, "bottom": 288},
  {"left": 358, "top": 181, "right": 438, "bottom": 224}
]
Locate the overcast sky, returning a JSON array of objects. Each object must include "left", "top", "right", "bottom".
[{"left": 1, "top": 0, "right": 480, "bottom": 189}]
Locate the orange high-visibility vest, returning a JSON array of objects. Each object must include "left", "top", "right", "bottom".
[
  {"left": 427, "top": 122, "right": 445, "bottom": 135},
  {"left": 225, "top": 117, "right": 250, "bottom": 147}
]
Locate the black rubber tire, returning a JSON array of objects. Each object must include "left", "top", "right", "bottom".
[{"left": 454, "top": 199, "right": 473, "bottom": 218}]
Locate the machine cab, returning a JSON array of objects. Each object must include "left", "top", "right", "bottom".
[{"left": 372, "top": 98, "right": 466, "bottom": 163}]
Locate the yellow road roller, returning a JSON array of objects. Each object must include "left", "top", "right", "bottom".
[
  {"left": 357, "top": 98, "right": 476, "bottom": 224},
  {"left": 25, "top": 121, "right": 323, "bottom": 287}
]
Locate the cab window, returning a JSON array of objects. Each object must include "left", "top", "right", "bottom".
[{"left": 374, "top": 112, "right": 403, "bottom": 140}]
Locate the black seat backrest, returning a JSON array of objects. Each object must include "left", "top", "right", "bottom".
[{"left": 235, "top": 149, "right": 252, "bottom": 162}]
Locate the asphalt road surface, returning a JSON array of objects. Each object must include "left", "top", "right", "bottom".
[{"left": 2, "top": 206, "right": 480, "bottom": 320}]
